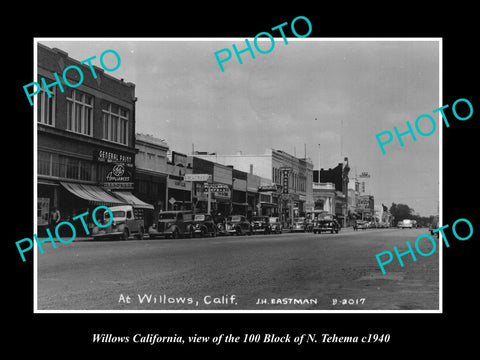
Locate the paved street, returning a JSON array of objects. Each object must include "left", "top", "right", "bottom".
[{"left": 37, "top": 228, "right": 439, "bottom": 311}]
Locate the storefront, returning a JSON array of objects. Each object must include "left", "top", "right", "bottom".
[{"left": 166, "top": 175, "right": 191, "bottom": 210}]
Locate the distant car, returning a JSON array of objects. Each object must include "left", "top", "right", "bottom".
[
  {"left": 290, "top": 217, "right": 306, "bottom": 232},
  {"left": 356, "top": 220, "right": 368, "bottom": 230},
  {"left": 251, "top": 216, "right": 271, "bottom": 234},
  {"left": 313, "top": 219, "right": 341, "bottom": 234},
  {"left": 225, "top": 215, "right": 252, "bottom": 236},
  {"left": 268, "top": 217, "right": 283, "bottom": 234},
  {"left": 191, "top": 213, "right": 217, "bottom": 237},
  {"left": 398, "top": 219, "right": 413, "bottom": 229}
]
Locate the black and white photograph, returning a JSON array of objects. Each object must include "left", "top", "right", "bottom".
[
  {"left": 7, "top": 7, "right": 478, "bottom": 355},
  {"left": 33, "top": 38, "right": 441, "bottom": 312}
]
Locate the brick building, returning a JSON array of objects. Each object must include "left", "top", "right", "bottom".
[{"left": 36, "top": 43, "right": 151, "bottom": 234}]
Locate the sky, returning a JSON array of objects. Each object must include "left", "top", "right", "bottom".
[{"left": 38, "top": 38, "right": 440, "bottom": 216}]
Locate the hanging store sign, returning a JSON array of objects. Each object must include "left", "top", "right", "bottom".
[
  {"left": 103, "top": 163, "right": 133, "bottom": 189},
  {"left": 281, "top": 168, "right": 290, "bottom": 194},
  {"left": 203, "top": 183, "right": 230, "bottom": 198}
]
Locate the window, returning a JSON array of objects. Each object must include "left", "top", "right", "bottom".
[
  {"left": 37, "top": 151, "right": 95, "bottom": 181},
  {"left": 102, "top": 103, "right": 130, "bottom": 145},
  {"left": 37, "top": 151, "right": 51, "bottom": 175},
  {"left": 66, "top": 90, "right": 93, "bottom": 136},
  {"left": 37, "top": 88, "right": 55, "bottom": 126}
]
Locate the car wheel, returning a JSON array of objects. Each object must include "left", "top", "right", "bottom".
[
  {"left": 212, "top": 229, "right": 217, "bottom": 237},
  {"left": 171, "top": 230, "right": 179, "bottom": 239},
  {"left": 121, "top": 228, "right": 129, "bottom": 241},
  {"left": 201, "top": 227, "right": 208, "bottom": 238}
]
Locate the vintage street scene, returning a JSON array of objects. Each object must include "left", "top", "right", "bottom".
[{"left": 35, "top": 39, "right": 440, "bottom": 311}]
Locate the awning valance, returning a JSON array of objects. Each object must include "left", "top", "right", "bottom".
[
  {"left": 111, "top": 191, "right": 154, "bottom": 210},
  {"left": 60, "top": 182, "right": 124, "bottom": 206}
]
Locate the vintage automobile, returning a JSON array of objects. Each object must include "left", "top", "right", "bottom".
[
  {"left": 191, "top": 213, "right": 217, "bottom": 237},
  {"left": 251, "top": 216, "right": 271, "bottom": 234},
  {"left": 290, "top": 217, "right": 306, "bottom": 232},
  {"left": 214, "top": 215, "right": 228, "bottom": 236},
  {"left": 355, "top": 220, "right": 368, "bottom": 230},
  {"left": 304, "top": 218, "right": 315, "bottom": 232},
  {"left": 313, "top": 218, "right": 341, "bottom": 234},
  {"left": 225, "top": 215, "right": 252, "bottom": 236},
  {"left": 148, "top": 210, "right": 194, "bottom": 239},
  {"left": 91, "top": 205, "right": 146, "bottom": 240},
  {"left": 397, "top": 219, "right": 414, "bottom": 229},
  {"left": 268, "top": 217, "right": 283, "bottom": 234}
]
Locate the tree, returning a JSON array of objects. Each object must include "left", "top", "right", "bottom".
[{"left": 390, "top": 203, "right": 414, "bottom": 223}]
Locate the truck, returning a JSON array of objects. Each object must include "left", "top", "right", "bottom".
[
  {"left": 148, "top": 210, "right": 194, "bottom": 239},
  {"left": 91, "top": 205, "right": 146, "bottom": 240}
]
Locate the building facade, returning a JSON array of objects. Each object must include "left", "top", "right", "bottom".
[
  {"left": 134, "top": 133, "right": 169, "bottom": 227},
  {"left": 37, "top": 44, "right": 150, "bottom": 234},
  {"left": 194, "top": 149, "right": 314, "bottom": 224}
]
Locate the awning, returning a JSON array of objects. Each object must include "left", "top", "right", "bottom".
[
  {"left": 232, "top": 202, "right": 248, "bottom": 206},
  {"left": 112, "top": 191, "right": 154, "bottom": 210},
  {"left": 60, "top": 182, "right": 125, "bottom": 206}
]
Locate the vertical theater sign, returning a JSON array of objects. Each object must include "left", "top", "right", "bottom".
[{"left": 95, "top": 149, "right": 134, "bottom": 190}]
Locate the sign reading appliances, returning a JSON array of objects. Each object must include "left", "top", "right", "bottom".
[{"left": 96, "top": 149, "right": 134, "bottom": 189}]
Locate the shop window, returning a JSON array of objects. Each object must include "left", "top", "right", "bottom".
[{"left": 37, "top": 151, "right": 94, "bottom": 182}]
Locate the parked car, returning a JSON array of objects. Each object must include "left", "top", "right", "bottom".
[
  {"left": 356, "top": 220, "right": 368, "bottom": 230},
  {"left": 290, "top": 217, "right": 306, "bottom": 232},
  {"left": 225, "top": 215, "right": 252, "bottom": 235},
  {"left": 92, "top": 205, "right": 146, "bottom": 240},
  {"left": 268, "top": 217, "right": 283, "bottom": 234},
  {"left": 191, "top": 213, "right": 217, "bottom": 237},
  {"left": 251, "top": 216, "right": 271, "bottom": 234},
  {"left": 148, "top": 210, "right": 194, "bottom": 239},
  {"left": 304, "top": 218, "right": 315, "bottom": 232},
  {"left": 214, "top": 215, "right": 228, "bottom": 236},
  {"left": 313, "top": 219, "right": 341, "bottom": 234}
]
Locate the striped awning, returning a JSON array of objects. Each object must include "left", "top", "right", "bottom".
[
  {"left": 60, "top": 182, "right": 125, "bottom": 207},
  {"left": 111, "top": 191, "right": 154, "bottom": 210}
]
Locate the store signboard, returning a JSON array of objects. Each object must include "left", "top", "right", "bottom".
[
  {"left": 204, "top": 183, "right": 230, "bottom": 198},
  {"left": 103, "top": 163, "right": 134, "bottom": 190},
  {"left": 185, "top": 174, "right": 211, "bottom": 182},
  {"left": 281, "top": 169, "right": 290, "bottom": 194}
]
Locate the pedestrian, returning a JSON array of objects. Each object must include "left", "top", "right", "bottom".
[{"left": 50, "top": 206, "right": 61, "bottom": 229}]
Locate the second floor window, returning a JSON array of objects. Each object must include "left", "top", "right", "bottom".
[
  {"left": 67, "top": 90, "right": 93, "bottom": 136},
  {"left": 37, "top": 88, "right": 55, "bottom": 126},
  {"left": 102, "top": 103, "right": 129, "bottom": 145}
]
